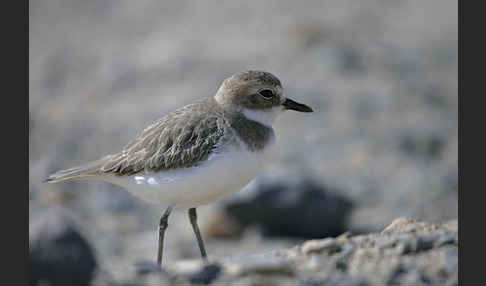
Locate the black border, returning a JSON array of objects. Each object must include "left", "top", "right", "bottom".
[{"left": 5, "top": 0, "right": 28, "bottom": 285}]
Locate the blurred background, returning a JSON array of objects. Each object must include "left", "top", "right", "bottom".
[{"left": 29, "top": 0, "right": 457, "bottom": 283}]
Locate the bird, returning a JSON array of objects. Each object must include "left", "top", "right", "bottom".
[{"left": 45, "top": 70, "right": 313, "bottom": 266}]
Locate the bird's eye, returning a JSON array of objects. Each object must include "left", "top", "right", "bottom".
[{"left": 259, "top": 89, "right": 274, "bottom": 99}]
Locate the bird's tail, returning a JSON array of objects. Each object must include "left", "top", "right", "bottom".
[{"left": 44, "top": 156, "right": 111, "bottom": 183}]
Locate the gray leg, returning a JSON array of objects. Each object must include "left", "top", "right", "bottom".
[
  {"left": 188, "top": 208, "right": 208, "bottom": 262},
  {"left": 157, "top": 206, "right": 173, "bottom": 266}
]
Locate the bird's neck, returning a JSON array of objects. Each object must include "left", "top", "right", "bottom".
[{"left": 229, "top": 112, "right": 276, "bottom": 152}]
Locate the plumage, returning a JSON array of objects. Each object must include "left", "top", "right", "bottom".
[
  {"left": 100, "top": 97, "right": 232, "bottom": 176},
  {"left": 46, "top": 96, "right": 276, "bottom": 184}
]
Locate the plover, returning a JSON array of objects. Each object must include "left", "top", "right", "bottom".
[{"left": 45, "top": 70, "right": 313, "bottom": 266}]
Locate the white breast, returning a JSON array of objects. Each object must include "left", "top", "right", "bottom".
[{"left": 101, "top": 134, "right": 276, "bottom": 208}]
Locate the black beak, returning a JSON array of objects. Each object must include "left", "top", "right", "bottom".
[{"left": 282, "top": 98, "right": 313, "bottom": 112}]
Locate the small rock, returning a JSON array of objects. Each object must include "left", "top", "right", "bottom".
[
  {"left": 168, "top": 260, "right": 222, "bottom": 285},
  {"left": 395, "top": 236, "right": 435, "bottom": 255},
  {"left": 221, "top": 176, "right": 353, "bottom": 238},
  {"left": 186, "top": 264, "right": 222, "bottom": 285},
  {"left": 301, "top": 238, "right": 342, "bottom": 255},
  {"left": 381, "top": 217, "right": 441, "bottom": 235},
  {"left": 375, "top": 236, "right": 399, "bottom": 250},
  {"left": 29, "top": 203, "right": 97, "bottom": 286},
  {"left": 381, "top": 217, "right": 417, "bottom": 234}
]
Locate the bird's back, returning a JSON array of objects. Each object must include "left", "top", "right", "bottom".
[{"left": 46, "top": 97, "right": 232, "bottom": 182}]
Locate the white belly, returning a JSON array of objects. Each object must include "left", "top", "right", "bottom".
[{"left": 101, "top": 143, "right": 275, "bottom": 208}]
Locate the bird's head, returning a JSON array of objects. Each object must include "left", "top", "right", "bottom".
[{"left": 215, "top": 70, "right": 313, "bottom": 126}]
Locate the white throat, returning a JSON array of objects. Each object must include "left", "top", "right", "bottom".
[{"left": 242, "top": 107, "right": 282, "bottom": 127}]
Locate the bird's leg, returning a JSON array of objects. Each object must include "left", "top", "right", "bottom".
[
  {"left": 157, "top": 205, "right": 173, "bottom": 266},
  {"left": 188, "top": 208, "right": 208, "bottom": 262}
]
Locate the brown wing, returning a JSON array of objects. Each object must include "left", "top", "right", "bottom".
[
  {"left": 100, "top": 98, "right": 231, "bottom": 176},
  {"left": 46, "top": 98, "right": 232, "bottom": 182}
]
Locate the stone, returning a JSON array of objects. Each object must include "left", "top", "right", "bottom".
[
  {"left": 185, "top": 264, "right": 222, "bottom": 285},
  {"left": 29, "top": 203, "right": 97, "bottom": 286},
  {"left": 301, "top": 238, "right": 342, "bottom": 255},
  {"left": 167, "top": 260, "right": 222, "bottom": 285},
  {"left": 221, "top": 175, "right": 353, "bottom": 238}
]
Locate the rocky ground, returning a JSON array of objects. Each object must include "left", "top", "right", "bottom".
[
  {"left": 31, "top": 210, "right": 458, "bottom": 286},
  {"left": 30, "top": 0, "right": 457, "bottom": 285}
]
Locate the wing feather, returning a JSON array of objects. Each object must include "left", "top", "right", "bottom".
[
  {"left": 100, "top": 98, "right": 231, "bottom": 176},
  {"left": 46, "top": 98, "right": 232, "bottom": 182}
]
